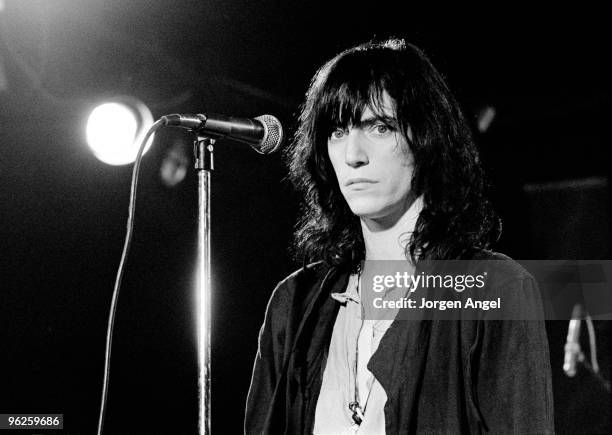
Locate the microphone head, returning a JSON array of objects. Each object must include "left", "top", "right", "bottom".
[{"left": 255, "top": 114, "right": 283, "bottom": 154}]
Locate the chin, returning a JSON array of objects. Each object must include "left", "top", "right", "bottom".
[
  {"left": 346, "top": 199, "right": 388, "bottom": 219},
  {"left": 346, "top": 195, "right": 407, "bottom": 221}
]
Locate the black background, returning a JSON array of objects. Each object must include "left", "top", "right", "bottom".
[{"left": 0, "top": 1, "right": 610, "bottom": 433}]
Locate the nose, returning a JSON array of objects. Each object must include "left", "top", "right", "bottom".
[{"left": 344, "top": 130, "right": 368, "bottom": 168}]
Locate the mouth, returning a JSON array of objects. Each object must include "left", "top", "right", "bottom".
[{"left": 345, "top": 178, "right": 378, "bottom": 187}]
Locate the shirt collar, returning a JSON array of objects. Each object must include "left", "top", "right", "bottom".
[{"left": 330, "top": 272, "right": 360, "bottom": 304}]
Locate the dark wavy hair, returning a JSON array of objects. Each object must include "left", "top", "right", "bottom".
[{"left": 285, "top": 39, "right": 500, "bottom": 269}]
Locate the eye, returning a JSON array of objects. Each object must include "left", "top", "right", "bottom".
[
  {"left": 368, "top": 122, "right": 394, "bottom": 137},
  {"left": 374, "top": 124, "right": 389, "bottom": 134},
  {"left": 329, "top": 128, "right": 347, "bottom": 141}
]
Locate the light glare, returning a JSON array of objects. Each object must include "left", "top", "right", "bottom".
[{"left": 86, "top": 100, "right": 154, "bottom": 165}]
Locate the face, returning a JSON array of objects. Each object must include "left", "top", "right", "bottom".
[{"left": 327, "top": 92, "right": 415, "bottom": 221}]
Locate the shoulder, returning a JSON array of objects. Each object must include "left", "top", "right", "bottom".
[
  {"left": 266, "top": 261, "right": 334, "bottom": 312},
  {"left": 277, "top": 261, "right": 333, "bottom": 290},
  {"left": 259, "top": 261, "right": 338, "bottom": 339},
  {"left": 465, "top": 249, "right": 544, "bottom": 318},
  {"left": 466, "top": 248, "right": 533, "bottom": 287}
]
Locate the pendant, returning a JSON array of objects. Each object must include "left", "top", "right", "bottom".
[{"left": 348, "top": 401, "right": 364, "bottom": 425}]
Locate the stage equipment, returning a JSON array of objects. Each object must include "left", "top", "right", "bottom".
[
  {"left": 563, "top": 303, "right": 610, "bottom": 392},
  {"left": 86, "top": 98, "right": 154, "bottom": 165},
  {"left": 96, "top": 112, "right": 283, "bottom": 435}
]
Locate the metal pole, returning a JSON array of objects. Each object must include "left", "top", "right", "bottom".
[{"left": 195, "top": 137, "right": 213, "bottom": 435}]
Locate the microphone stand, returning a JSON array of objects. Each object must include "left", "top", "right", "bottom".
[{"left": 194, "top": 136, "right": 214, "bottom": 435}]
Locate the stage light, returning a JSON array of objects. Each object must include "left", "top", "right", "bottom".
[{"left": 86, "top": 98, "right": 154, "bottom": 165}]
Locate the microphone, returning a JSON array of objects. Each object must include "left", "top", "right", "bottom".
[
  {"left": 162, "top": 113, "right": 283, "bottom": 154},
  {"left": 563, "top": 304, "right": 584, "bottom": 377}
]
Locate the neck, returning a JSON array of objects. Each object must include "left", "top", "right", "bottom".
[{"left": 360, "top": 195, "right": 423, "bottom": 261}]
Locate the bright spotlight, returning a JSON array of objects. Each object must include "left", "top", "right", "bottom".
[{"left": 86, "top": 98, "right": 154, "bottom": 165}]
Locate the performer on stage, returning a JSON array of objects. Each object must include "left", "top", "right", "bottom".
[{"left": 245, "top": 39, "right": 554, "bottom": 434}]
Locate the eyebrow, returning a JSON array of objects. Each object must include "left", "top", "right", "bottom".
[
  {"left": 327, "top": 114, "right": 398, "bottom": 134},
  {"left": 354, "top": 115, "right": 398, "bottom": 129}
]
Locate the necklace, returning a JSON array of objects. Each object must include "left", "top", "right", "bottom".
[
  {"left": 348, "top": 271, "right": 376, "bottom": 427},
  {"left": 346, "top": 266, "right": 413, "bottom": 428}
]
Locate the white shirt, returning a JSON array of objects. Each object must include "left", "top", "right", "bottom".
[{"left": 313, "top": 273, "right": 395, "bottom": 435}]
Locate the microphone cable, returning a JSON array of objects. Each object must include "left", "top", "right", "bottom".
[{"left": 96, "top": 118, "right": 168, "bottom": 435}]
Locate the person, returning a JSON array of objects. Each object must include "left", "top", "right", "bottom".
[{"left": 244, "top": 39, "right": 554, "bottom": 434}]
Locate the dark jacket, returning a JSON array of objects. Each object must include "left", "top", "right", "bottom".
[{"left": 245, "top": 251, "right": 554, "bottom": 434}]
